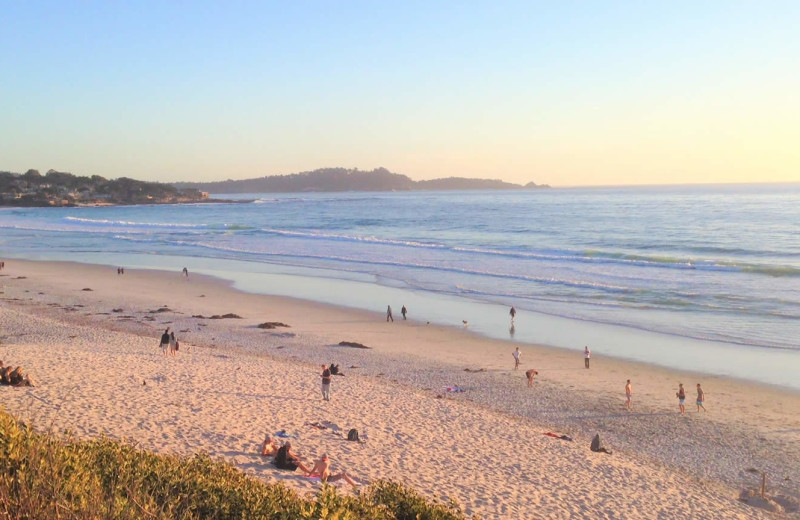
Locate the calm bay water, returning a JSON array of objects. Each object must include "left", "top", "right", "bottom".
[{"left": 2, "top": 184, "right": 799, "bottom": 387}]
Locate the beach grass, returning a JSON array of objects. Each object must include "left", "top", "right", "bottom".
[{"left": 0, "top": 410, "right": 472, "bottom": 520}]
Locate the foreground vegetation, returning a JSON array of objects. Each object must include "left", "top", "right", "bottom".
[{"left": 0, "top": 410, "right": 472, "bottom": 519}]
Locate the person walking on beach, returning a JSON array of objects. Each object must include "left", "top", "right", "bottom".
[
  {"left": 321, "top": 364, "right": 331, "bottom": 401},
  {"left": 525, "top": 369, "right": 538, "bottom": 387},
  {"left": 512, "top": 347, "right": 521, "bottom": 370},
  {"left": 584, "top": 346, "right": 591, "bottom": 369},
  {"left": 509, "top": 306, "right": 516, "bottom": 324},
  {"left": 169, "top": 332, "right": 178, "bottom": 357},
  {"left": 386, "top": 305, "right": 393, "bottom": 322},
  {"left": 625, "top": 380, "right": 632, "bottom": 410},
  {"left": 677, "top": 383, "right": 686, "bottom": 414},
  {"left": 696, "top": 383, "right": 707, "bottom": 412},
  {"left": 159, "top": 328, "right": 171, "bottom": 356},
  {"left": 182, "top": 267, "right": 189, "bottom": 278},
  {"left": 401, "top": 305, "right": 407, "bottom": 320}
]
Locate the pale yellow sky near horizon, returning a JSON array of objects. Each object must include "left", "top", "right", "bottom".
[{"left": 3, "top": 3, "right": 799, "bottom": 187}]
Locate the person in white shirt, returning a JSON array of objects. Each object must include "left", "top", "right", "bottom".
[{"left": 512, "top": 347, "right": 521, "bottom": 370}]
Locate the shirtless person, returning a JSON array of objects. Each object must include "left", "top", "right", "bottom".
[
  {"left": 696, "top": 383, "right": 707, "bottom": 412},
  {"left": 306, "top": 454, "right": 360, "bottom": 486},
  {"left": 260, "top": 434, "right": 279, "bottom": 456},
  {"left": 625, "top": 379, "right": 632, "bottom": 410},
  {"left": 525, "top": 369, "right": 538, "bottom": 387}
]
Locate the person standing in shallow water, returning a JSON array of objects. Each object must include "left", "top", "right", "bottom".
[
  {"left": 584, "top": 346, "right": 591, "bottom": 369},
  {"left": 509, "top": 306, "right": 516, "bottom": 324},
  {"left": 386, "top": 305, "right": 393, "bottom": 322},
  {"left": 401, "top": 305, "right": 407, "bottom": 320}
]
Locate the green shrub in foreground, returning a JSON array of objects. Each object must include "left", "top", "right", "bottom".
[{"left": 0, "top": 410, "right": 475, "bottom": 519}]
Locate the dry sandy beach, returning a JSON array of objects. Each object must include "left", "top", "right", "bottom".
[{"left": 1, "top": 259, "right": 799, "bottom": 519}]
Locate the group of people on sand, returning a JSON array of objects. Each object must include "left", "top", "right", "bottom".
[
  {"left": 0, "top": 360, "right": 36, "bottom": 387},
  {"left": 116, "top": 267, "right": 125, "bottom": 275},
  {"left": 158, "top": 328, "right": 180, "bottom": 356},
  {"left": 260, "top": 435, "right": 362, "bottom": 487},
  {"left": 675, "top": 382, "right": 706, "bottom": 414},
  {"left": 386, "top": 304, "right": 407, "bottom": 322},
  {"left": 512, "top": 345, "right": 709, "bottom": 414}
]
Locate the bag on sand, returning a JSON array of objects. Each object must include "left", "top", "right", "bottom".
[
  {"left": 347, "top": 428, "right": 359, "bottom": 442},
  {"left": 590, "top": 434, "right": 611, "bottom": 454}
]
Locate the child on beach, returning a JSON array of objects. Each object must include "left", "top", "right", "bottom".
[
  {"left": 512, "top": 347, "right": 521, "bottom": 370},
  {"left": 584, "top": 346, "right": 591, "bottom": 369}
]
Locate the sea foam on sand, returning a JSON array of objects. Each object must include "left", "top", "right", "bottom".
[{"left": 1, "top": 260, "right": 799, "bottom": 519}]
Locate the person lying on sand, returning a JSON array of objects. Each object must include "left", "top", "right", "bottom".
[
  {"left": 260, "top": 434, "right": 279, "bottom": 456},
  {"left": 273, "top": 442, "right": 311, "bottom": 473},
  {"left": 305, "top": 454, "right": 361, "bottom": 486},
  {"left": 0, "top": 365, "right": 36, "bottom": 387}
]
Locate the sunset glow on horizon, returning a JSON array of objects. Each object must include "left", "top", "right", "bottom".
[{"left": 1, "top": 2, "right": 798, "bottom": 187}]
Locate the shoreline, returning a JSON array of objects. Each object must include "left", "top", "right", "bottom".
[
  {"left": 4, "top": 251, "right": 800, "bottom": 392},
  {"left": 2, "top": 259, "right": 800, "bottom": 518}
]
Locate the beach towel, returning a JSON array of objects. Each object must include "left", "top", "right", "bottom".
[{"left": 543, "top": 432, "right": 574, "bottom": 441}]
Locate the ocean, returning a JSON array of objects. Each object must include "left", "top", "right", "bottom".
[{"left": 2, "top": 184, "right": 799, "bottom": 388}]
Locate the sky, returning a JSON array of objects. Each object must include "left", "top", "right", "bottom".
[{"left": 1, "top": 1, "right": 799, "bottom": 187}]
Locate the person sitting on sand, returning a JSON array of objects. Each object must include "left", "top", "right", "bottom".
[
  {"left": 525, "top": 369, "right": 538, "bottom": 387},
  {"left": 274, "top": 442, "right": 311, "bottom": 473},
  {"left": 590, "top": 433, "right": 612, "bottom": 454},
  {"left": 260, "top": 434, "right": 279, "bottom": 456},
  {"left": 306, "top": 454, "right": 361, "bottom": 486},
  {"left": 0, "top": 366, "right": 11, "bottom": 385},
  {"left": 0, "top": 365, "right": 36, "bottom": 387}
]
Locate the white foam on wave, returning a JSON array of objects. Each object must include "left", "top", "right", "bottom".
[{"left": 65, "top": 216, "right": 204, "bottom": 229}]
